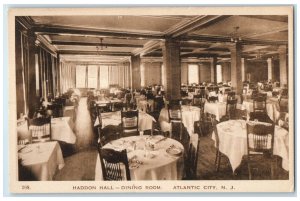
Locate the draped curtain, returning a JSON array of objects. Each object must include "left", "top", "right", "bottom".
[
  {"left": 37, "top": 47, "right": 58, "bottom": 99},
  {"left": 60, "top": 62, "right": 76, "bottom": 93},
  {"left": 15, "top": 30, "right": 29, "bottom": 117}
]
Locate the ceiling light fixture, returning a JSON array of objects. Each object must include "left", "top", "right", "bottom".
[
  {"left": 230, "top": 26, "right": 242, "bottom": 43},
  {"left": 256, "top": 50, "right": 262, "bottom": 59}
]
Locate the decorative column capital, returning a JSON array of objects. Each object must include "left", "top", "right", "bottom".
[
  {"left": 226, "top": 42, "right": 243, "bottom": 52},
  {"left": 278, "top": 45, "right": 287, "bottom": 53}
]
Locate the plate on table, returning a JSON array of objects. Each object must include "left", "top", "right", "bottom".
[
  {"left": 166, "top": 146, "right": 182, "bottom": 156},
  {"left": 19, "top": 147, "right": 33, "bottom": 154},
  {"left": 17, "top": 144, "right": 26, "bottom": 151}
]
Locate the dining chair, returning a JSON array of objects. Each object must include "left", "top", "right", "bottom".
[
  {"left": 212, "top": 116, "right": 230, "bottom": 172},
  {"left": 98, "top": 148, "right": 131, "bottom": 181},
  {"left": 272, "top": 91, "right": 279, "bottom": 97},
  {"left": 18, "top": 158, "right": 37, "bottom": 181},
  {"left": 124, "top": 92, "right": 134, "bottom": 110},
  {"left": 251, "top": 90, "right": 259, "bottom": 99},
  {"left": 154, "top": 96, "right": 164, "bottom": 112},
  {"left": 278, "top": 96, "right": 288, "bottom": 113},
  {"left": 180, "top": 90, "right": 188, "bottom": 97},
  {"left": 208, "top": 96, "right": 218, "bottom": 103},
  {"left": 167, "top": 100, "right": 184, "bottom": 140},
  {"left": 184, "top": 134, "right": 200, "bottom": 180},
  {"left": 224, "top": 88, "right": 231, "bottom": 94},
  {"left": 227, "top": 91, "right": 236, "bottom": 100},
  {"left": 97, "top": 102, "right": 112, "bottom": 113},
  {"left": 27, "top": 116, "right": 52, "bottom": 143},
  {"left": 121, "top": 110, "right": 139, "bottom": 137},
  {"left": 225, "top": 99, "right": 238, "bottom": 120},
  {"left": 112, "top": 102, "right": 124, "bottom": 111},
  {"left": 46, "top": 102, "right": 63, "bottom": 118},
  {"left": 253, "top": 96, "right": 267, "bottom": 113},
  {"left": 192, "top": 94, "right": 203, "bottom": 107},
  {"left": 89, "top": 100, "right": 98, "bottom": 124},
  {"left": 236, "top": 108, "right": 248, "bottom": 120},
  {"left": 249, "top": 111, "right": 273, "bottom": 124},
  {"left": 246, "top": 122, "right": 276, "bottom": 179}
]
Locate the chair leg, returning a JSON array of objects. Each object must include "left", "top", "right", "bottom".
[
  {"left": 270, "top": 165, "right": 274, "bottom": 180},
  {"left": 248, "top": 163, "right": 252, "bottom": 180},
  {"left": 214, "top": 150, "right": 219, "bottom": 166},
  {"left": 215, "top": 150, "right": 221, "bottom": 172},
  {"left": 217, "top": 152, "right": 221, "bottom": 172}
]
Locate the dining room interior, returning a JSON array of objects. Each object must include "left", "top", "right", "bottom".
[{"left": 15, "top": 14, "right": 291, "bottom": 181}]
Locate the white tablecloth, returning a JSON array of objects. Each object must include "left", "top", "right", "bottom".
[
  {"left": 95, "top": 135, "right": 184, "bottom": 180},
  {"left": 137, "top": 100, "right": 148, "bottom": 112},
  {"left": 158, "top": 105, "right": 200, "bottom": 135},
  {"left": 204, "top": 102, "right": 226, "bottom": 121},
  {"left": 94, "top": 111, "right": 156, "bottom": 131},
  {"left": 219, "top": 86, "right": 232, "bottom": 93},
  {"left": 204, "top": 102, "right": 244, "bottom": 121},
  {"left": 18, "top": 141, "right": 64, "bottom": 180},
  {"left": 96, "top": 99, "right": 122, "bottom": 105},
  {"left": 211, "top": 120, "right": 289, "bottom": 172},
  {"left": 51, "top": 117, "right": 76, "bottom": 144},
  {"left": 17, "top": 117, "right": 76, "bottom": 144}
]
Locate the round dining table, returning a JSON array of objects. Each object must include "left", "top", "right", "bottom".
[
  {"left": 94, "top": 135, "right": 184, "bottom": 180},
  {"left": 211, "top": 120, "right": 289, "bottom": 173}
]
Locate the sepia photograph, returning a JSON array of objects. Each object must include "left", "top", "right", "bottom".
[{"left": 7, "top": 6, "right": 294, "bottom": 193}]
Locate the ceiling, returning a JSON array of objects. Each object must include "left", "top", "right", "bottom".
[{"left": 17, "top": 15, "right": 288, "bottom": 64}]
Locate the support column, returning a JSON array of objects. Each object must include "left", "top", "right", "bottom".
[
  {"left": 210, "top": 57, "right": 217, "bottom": 83},
  {"left": 162, "top": 39, "right": 181, "bottom": 100},
  {"left": 241, "top": 58, "right": 245, "bottom": 82},
  {"left": 27, "top": 31, "right": 38, "bottom": 118},
  {"left": 131, "top": 55, "right": 141, "bottom": 89},
  {"left": 267, "top": 58, "right": 274, "bottom": 81},
  {"left": 229, "top": 43, "right": 243, "bottom": 94},
  {"left": 278, "top": 45, "right": 288, "bottom": 87}
]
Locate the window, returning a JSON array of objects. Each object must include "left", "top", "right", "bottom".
[
  {"left": 188, "top": 64, "right": 199, "bottom": 84},
  {"left": 99, "top": 65, "right": 109, "bottom": 89},
  {"left": 87, "top": 65, "right": 98, "bottom": 88},
  {"left": 76, "top": 65, "right": 86, "bottom": 88},
  {"left": 140, "top": 63, "right": 145, "bottom": 87},
  {"left": 161, "top": 64, "right": 165, "bottom": 86},
  {"left": 216, "top": 64, "right": 222, "bottom": 83}
]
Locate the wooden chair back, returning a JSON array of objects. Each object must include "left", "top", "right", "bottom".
[{"left": 98, "top": 148, "right": 131, "bottom": 181}]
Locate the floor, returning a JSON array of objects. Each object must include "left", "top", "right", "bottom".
[{"left": 53, "top": 97, "right": 289, "bottom": 181}]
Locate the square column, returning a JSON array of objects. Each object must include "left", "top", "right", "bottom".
[
  {"left": 162, "top": 39, "right": 181, "bottom": 100},
  {"left": 27, "top": 31, "right": 38, "bottom": 118},
  {"left": 210, "top": 57, "right": 217, "bottom": 83},
  {"left": 130, "top": 55, "right": 141, "bottom": 89},
  {"left": 278, "top": 45, "right": 288, "bottom": 87},
  {"left": 229, "top": 43, "right": 243, "bottom": 94}
]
